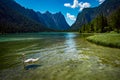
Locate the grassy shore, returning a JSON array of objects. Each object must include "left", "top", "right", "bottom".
[{"left": 87, "top": 33, "right": 120, "bottom": 48}]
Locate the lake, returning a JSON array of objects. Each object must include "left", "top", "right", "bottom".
[{"left": 0, "top": 32, "right": 120, "bottom": 80}]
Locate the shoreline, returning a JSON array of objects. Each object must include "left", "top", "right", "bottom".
[{"left": 86, "top": 33, "right": 120, "bottom": 48}]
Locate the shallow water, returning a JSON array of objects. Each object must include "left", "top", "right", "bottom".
[{"left": 0, "top": 32, "right": 120, "bottom": 80}]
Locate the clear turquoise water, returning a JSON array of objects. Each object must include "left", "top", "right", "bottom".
[{"left": 0, "top": 32, "right": 120, "bottom": 80}]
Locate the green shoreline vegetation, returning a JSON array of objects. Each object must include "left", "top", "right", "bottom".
[
  {"left": 78, "top": 7, "right": 120, "bottom": 49},
  {"left": 86, "top": 33, "right": 120, "bottom": 48}
]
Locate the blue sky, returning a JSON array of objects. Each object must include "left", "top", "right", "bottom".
[{"left": 15, "top": 0, "right": 105, "bottom": 25}]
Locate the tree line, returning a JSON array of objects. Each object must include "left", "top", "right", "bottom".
[{"left": 79, "top": 8, "right": 120, "bottom": 33}]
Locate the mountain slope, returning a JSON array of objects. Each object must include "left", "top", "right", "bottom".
[
  {"left": 0, "top": 0, "right": 51, "bottom": 33},
  {"left": 53, "top": 12, "right": 70, "bottom": 30},
  {"left": 71, "top": 0, "right": 120, "bottom": 31}
]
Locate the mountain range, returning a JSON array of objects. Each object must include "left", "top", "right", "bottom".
[
  {"left": 37, "top": 11, "right": 69, "bottom": 30},
  {"left": 0, "top": 0, "right": 120, "bottom": 33},
  {"left": 71, "top": 0, "right": 120, "bottom": 31},
  {"left": 0, "top": 0, "right": 70, "bottom": 33}
]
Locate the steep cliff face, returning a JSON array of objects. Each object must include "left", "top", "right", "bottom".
[
  {"left": 71, "top": 0, "right": 120, "bottom": 31},
  {"left": 52, "top": 12, "right": 70, "bottom": 30},
  {"left": 37, "top": 11, "right": 70, "bottom": 30}
]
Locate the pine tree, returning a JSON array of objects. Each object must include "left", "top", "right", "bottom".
[{"left": 109, "top": 8, "right": 120, "bottom": 33}]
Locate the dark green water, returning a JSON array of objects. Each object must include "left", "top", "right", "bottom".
[{"left": 0, "top": 32, "right": 120, "bottom": 80}]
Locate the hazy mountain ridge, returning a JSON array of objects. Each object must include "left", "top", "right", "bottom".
[{"left": 37, "top": 11, "right": 70, "bottom": 30}]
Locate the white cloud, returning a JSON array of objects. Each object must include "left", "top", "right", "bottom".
[
  {"left": 67, "top": 13, "right": 76, "bottom": 21},
  {"left": 98, "top": 0, "right": 105, "bottom": 4},
  {"left": 64, "top": 0, "right": 91, "bottom": 11},
  {"left": 64, "top": 3, "right": 71, "bottom": 7},
  {"left": 64, "top": 0, "right": 79, "bottom": 8},
  {"left": 71, "top": 0, "right": 79, "bottom": 8},
  {"left": 79, "top": 2, "right": 91, "bottom": 11}
]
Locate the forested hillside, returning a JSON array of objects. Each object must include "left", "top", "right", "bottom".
[
  {"left": 79, "top": 8, "right": 120, "bottom": 33},
  {"left": 0, "top": 1, "right": 51, "bottom": 33},
  {"left": 0, "top": 0, "right": 69, "bottom": 33}
]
